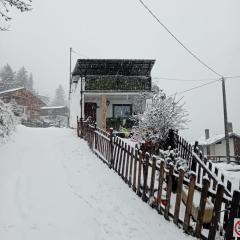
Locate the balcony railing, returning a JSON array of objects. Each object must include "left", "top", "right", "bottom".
[{"left": 85, "top": 76, "right": 151, "bottom": 92}]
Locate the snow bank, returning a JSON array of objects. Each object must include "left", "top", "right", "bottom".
[{"left": 0, "top": 100, "right": 16, "bottom": 143}]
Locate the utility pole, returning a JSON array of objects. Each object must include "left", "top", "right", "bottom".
[
  {"left": 222, "top": 77, "right": 230, "bottom": 163},
  {"left": 69, "top": 47, "right": 72, "bottom": 98}
]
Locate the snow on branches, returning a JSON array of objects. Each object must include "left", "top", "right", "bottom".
[
  {"left": 132, "top": 91, "right": 188, "bottom": 143},
  {"left": 0, "top": 100, "right": 16, "bottom": 140},
  {"left": 0, "top": 0, "right": 32, "bottom": 30}
]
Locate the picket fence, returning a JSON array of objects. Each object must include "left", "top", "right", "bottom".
[{"left": 77, "top": 118, "right": 240, "bottom": 240}]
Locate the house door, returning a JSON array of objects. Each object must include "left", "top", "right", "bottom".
[{"left": 84, "top": 102, "right": 97, "bottom": 123}]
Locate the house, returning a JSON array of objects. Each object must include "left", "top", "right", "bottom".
[
  {"left": 40, "top": 106, "right": 69, "bottom": 127},
  {"left": 0, "top": 87, "right": 46, "bottom": 120},
  {"left": 69, "top": 59, "right": 155, "bottom": 130},
  {"left": 198, "top": 127, "right": 240, "bottom": 159}
]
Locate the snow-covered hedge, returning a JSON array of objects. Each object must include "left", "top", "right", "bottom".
[{"left": 0, "top": 100, "right": 16, "bottom": 140}]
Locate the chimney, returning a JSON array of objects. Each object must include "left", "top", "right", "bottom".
[
  {"left": 205, "top": 129, "right": 210, "bottom": 140},
  {"left": 228, "top": 122, "right": 233, "bottom": 133}
]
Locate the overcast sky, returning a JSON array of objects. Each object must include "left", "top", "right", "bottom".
[{"left": 0, "top": 0, "right": 240, "bottom": 141}]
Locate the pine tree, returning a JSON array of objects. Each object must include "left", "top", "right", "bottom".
[
  {"left": 16, "top": 67, "right": 28, "bottom": 87},
  {"left": 26, "top": 73, "right": 34, "bottom": 91},
  {"left": 52, "top": 85, "right": 65, "bottom": 106},
  {"left": 0, "top": 64, "right": 15, "bottom": 82}
]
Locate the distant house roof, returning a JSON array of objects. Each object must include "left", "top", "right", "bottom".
[
  {"left": 0, "top": 87, "right": 46, "bottom": 107},
  {"left": 72, "top": 59, "right": 155, "bottom": 77},
  {"left": 198, "top": 132, "right": 240, "bottom": 146},
  {"left": 0, "top": 87, "right": 25, "bottom": 95}
]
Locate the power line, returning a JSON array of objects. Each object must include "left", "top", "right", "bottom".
[
  {"left": 72, "top": 49, "right": 89, "bottom": 58},
  {"left": 169, "top": 79, "right": 220, "bottom": 96},
  {"left": 153, "top": 76, "right": 218, "bottom": 82},
  {"left": 137, "top": 0, "right": 223, "bottom": 78},
  {"left": 225, "top": 75, "right": 240, "bottom": 79}
]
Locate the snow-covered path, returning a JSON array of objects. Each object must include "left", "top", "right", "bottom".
[{"left": 0, "top": 126, "right": 193, "bottom": 240}]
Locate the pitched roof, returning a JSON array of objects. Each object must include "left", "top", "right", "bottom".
[
  {"left": 72, "top": 59, "right": 155, "bottom": 77},
  {"left": 0, "top": 87, "right": 25, "bottom": 95},
  {"left": 198, "top": 132, "right": 240, "bottom": 146}
]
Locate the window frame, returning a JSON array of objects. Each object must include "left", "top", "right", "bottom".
[{"left": 112, "top": 104, "right": 132, "bottom": 118}]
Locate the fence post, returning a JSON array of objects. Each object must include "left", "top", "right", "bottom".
[
  {"left": 142, "top": 152, "right": 150, "bottom": 202},
  {"left": 165, "top": 129, "right": 176, "bottom": 150},
  {"left": 77, "top": 116, "right": 80, "bottom": 137},
  {"left": 149, "top": 156, "right": 157, "bottom": 204},
  {"left": 183, "top": 172, "right": 196, "bottom": 232},
  {"left": 195, "top": 177, "right": 210, "bottom": 238},
  {"left": 80, "top": 117, "right": 83, "bottom": 138},
  {"left": 164, "top": 163, "right": 174, "bottom": 220},
  {"left": 132, "top": 147, "right": 138, "bottom": 192},
  {"left": 157, "top": 160, "right": 164, "bottom": 214},
  {"left": 225, "top": 190, "right": 240, "bottom": 240},
  {"left": 174, "top": 168, "right": 185, "bottom": 225},
  {"left": 137, "top": 150, "right": 143, "bottom": 197},
  {"left": 208, "top": 183, "right": 224, "bottom": 240},
  {"left": 109, "top": 128, "right": 114, "bottom": 169}
]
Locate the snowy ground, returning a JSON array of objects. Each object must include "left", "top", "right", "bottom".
[
  {"left": 0, "top": 125, "right": 193, "bottom": 240},
  {"left": 212, "top": 162, "right": 240, "bottom": 191}
]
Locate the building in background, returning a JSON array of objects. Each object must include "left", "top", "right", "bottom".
[
  {"left": 198, "top": 125, "right": 240, "bottom": 160},
  {"left": 40, "top": 106, "right": 69, "bottom": 127},
  {"left": 69, "top": 59, "right": 155, "bottom": 130},
  {"left": 0, "top": 87, "right": 46, "bottom": 121}
]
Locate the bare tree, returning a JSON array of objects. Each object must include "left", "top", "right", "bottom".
[{"left": 0, "top": 0, "right": 32, "bottom": 30}]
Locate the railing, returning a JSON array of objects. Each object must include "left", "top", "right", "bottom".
[
  {"left": 208, "top": 155, "right": 240, "bottom": 164},
  {"left": 174, "top": 132, "right": 235, "bottom": 197},
  {"left": 77, "top": 119, "right": 240, "bottom": 240}
]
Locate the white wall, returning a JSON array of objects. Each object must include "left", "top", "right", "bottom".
[
  {"left": 69, "top": 81, "right": 83, "bottom": 128},
  {"left": 203, "top": 138, "right": 235, "bottom": 157}
]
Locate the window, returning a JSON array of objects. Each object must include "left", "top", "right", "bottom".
[{"left": 113, "top": 104, "right": 132, "bottom": 118}]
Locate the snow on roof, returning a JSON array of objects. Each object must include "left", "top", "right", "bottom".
[
  {"left": 0, "top": 87, "right": 25, "bottom": 95},
  {"left": 198, "top": 132, "right": 240, "bottom": 146},
  {"left": 41, "top": 106, "right": 66, "bottom": 110}
]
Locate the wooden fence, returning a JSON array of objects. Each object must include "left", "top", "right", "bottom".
[{"left": 77, "top": 119, "right": 240, "bottom": 240}]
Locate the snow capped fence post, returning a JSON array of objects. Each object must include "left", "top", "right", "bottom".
[
  {"left": 80, "top": 118, "right": 83, "bottom": 138},
  {"left": 157, "top": 160, "right": 164, "bottom": 214},
  {"left": 195, "top": 177, "right": 210, "bottom": 238},
  {"left": 165, "top": 129, "right": 176, "bottom": 150},
  {"left": 149, "top": 156, "right": 157, "bottom": 205},
  {"left": 137, "top": 150, "right": 143, "bottom": 197},
  {"left": 208, "top": 183, "right": 224, "bottom": 240},
  {"left": 109, "top": 128, "right": 114, "bottom": 169},
  {"left": 124, "top": 145, "right": 131, "bottom": 184},
  {"left": 174, "top": 168, "right": 185, "bottom": 225},
  {"left": 77, "top": 116, "right": 80, "bottom": 137},
  {"left": 142, "top": 152, "right": 150, "bottom": 203},
  {"left": 132, "top": 147, "right": 138, "bottom": 192},
  {"left": 164, "top": 163, "right": 174, "bottom": 220},
  {"left": 128, "top": 147, "right": 134, "bottom": 188},
  {"left": 183, "top": 172, "right": 196, "bottom": 233}
]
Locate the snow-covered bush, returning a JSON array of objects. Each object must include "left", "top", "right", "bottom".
[
  {"left": 131, "top": 91, "right": 188, "bottom": 143},
  {"left": 0, "top": 100, "right": 16, "bottom": 140},
  {"left": 158, "top": 147, "right": 188, "bottom": 172}
]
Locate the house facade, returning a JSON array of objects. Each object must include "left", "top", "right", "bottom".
[
  {"left": 198, "top": 129, "right": 240, "bottom": 158},
  {"left": 69, "top": 59, "right": 155, "bottom": 130},
  {"left": 0, "top": 87, "right": 46, "bottom": 120}
]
